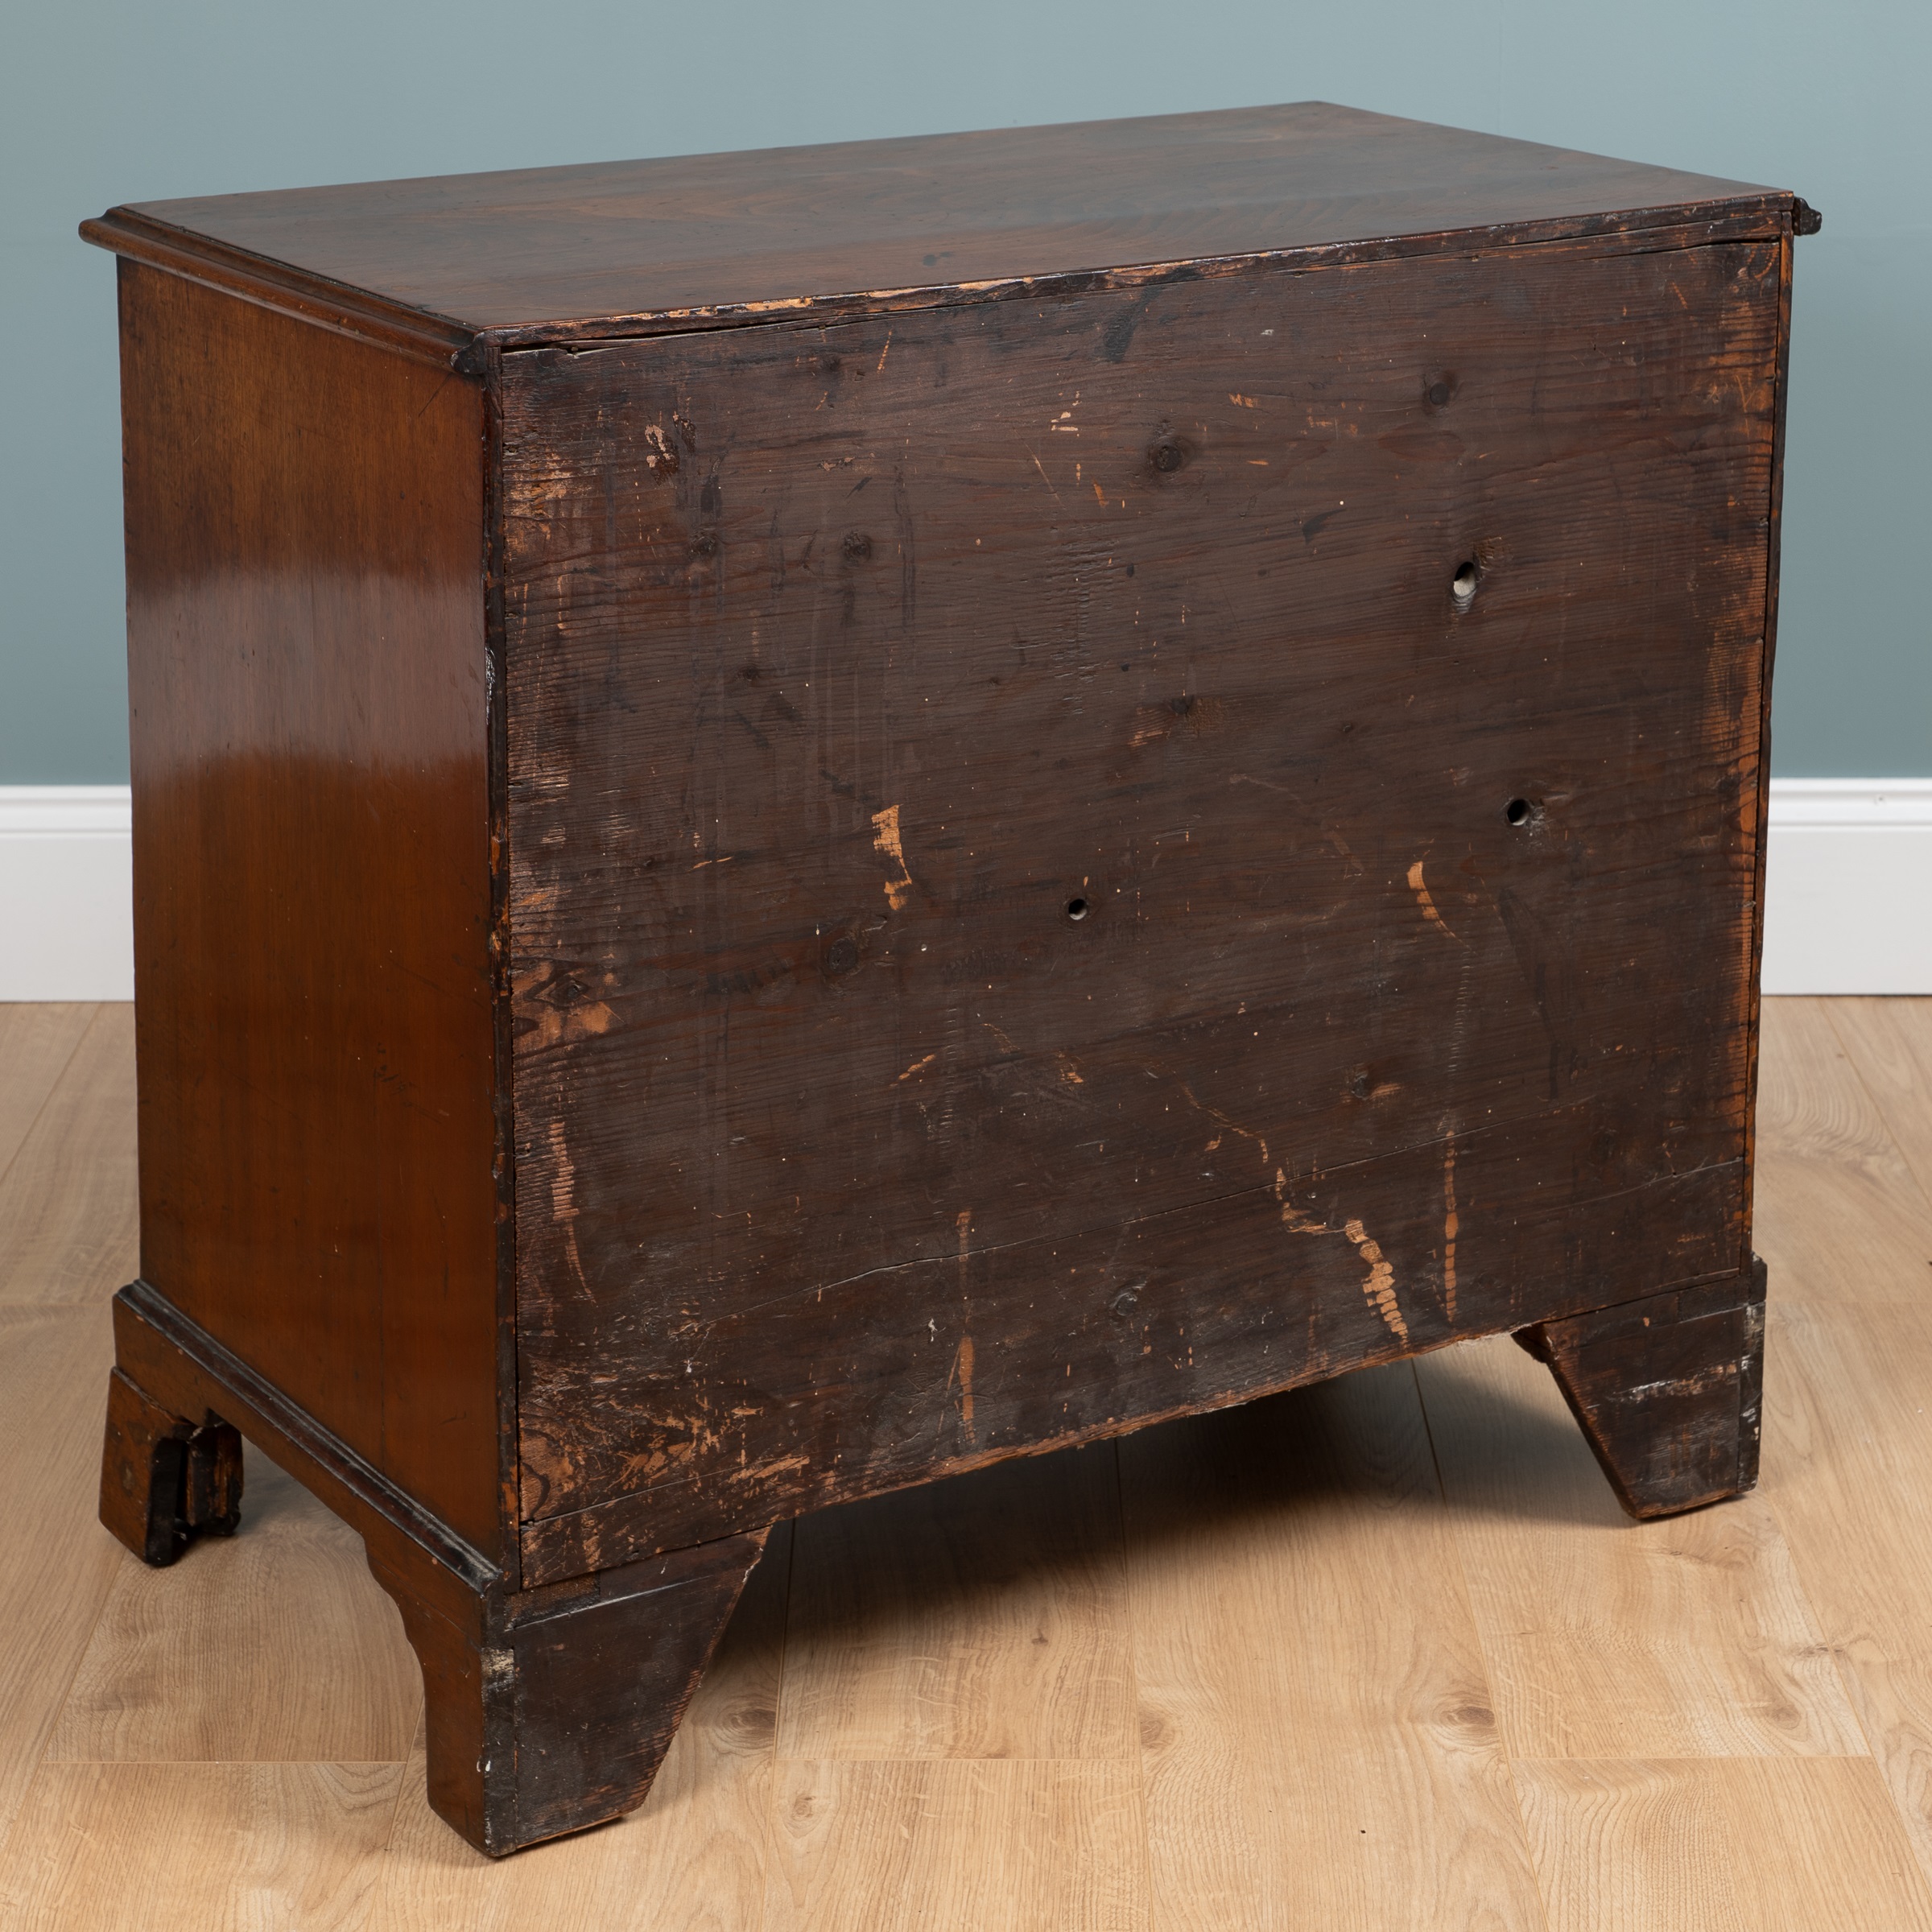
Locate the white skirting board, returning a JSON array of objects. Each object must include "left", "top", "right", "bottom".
[
  {"left": 2, "top": 781, "right": 1928, "bottom": 1002},
  {"left": 1759, "top": 780, "right": 1932, "bottom": 996},
  {"left": 0, "top": 788, "right": 135, "bottom": 1002}
]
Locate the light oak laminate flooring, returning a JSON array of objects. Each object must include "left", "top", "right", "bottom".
[
  {"left": 0, "top": 1005, "right": 138, "bottom": 1307},
  {"left": 1, "top": 997, "right": 1930, "bottom": 1930}
]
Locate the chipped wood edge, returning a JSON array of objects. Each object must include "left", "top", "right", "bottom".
[
  {"left": 81, "top": 194, "right": 1799, "bottom": 373},
  {"left": 520, "top": 1251, "right": 1755, "bottom": 1586},
  {"left": 473, "top": 199, "right": 1798, "bottom": 361}
]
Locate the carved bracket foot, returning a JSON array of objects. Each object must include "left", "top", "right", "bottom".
[
  {"left": 366, "top": 1525, "right": 770, "bottom": 1855},
  {"left": 1514, "top": 1256, "right": 1767, "bottom": 1519},
  {"left": 99, "top": 1364, "right": 246, "bottom": 1566}
]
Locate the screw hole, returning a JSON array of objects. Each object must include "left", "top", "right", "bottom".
[
  {"left": 1065, "top": 897, "right": 1090, "bottom": 921},
  {"left": 1452, "top": 561, "right": 1480, "bottom": 605},
  {"left": 1505, "top": 798, "right": 1531, "bottom": 826}
]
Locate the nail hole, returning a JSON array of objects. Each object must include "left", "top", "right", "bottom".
[
  {"left": 1065, "top": 897, "right": 1090, "bottom": 921},
  {"left": 1426, "top": 380, "right": 1452, "bottom": 407},
  {"left": 1452, "top": 561, "right": 1480, "bottom": 605},
  {"left": 843, "top": 530, "right": 872, "bottom": 561},
  {"left": 1505, "top": 798, "right": 1531, "bottom": 826},
  {"left": 1149, "top": 441, "right": 1186, "bottom": 474}
]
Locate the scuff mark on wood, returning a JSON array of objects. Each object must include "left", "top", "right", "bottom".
[
  {"left": 1272, "top": 1165, "right": 1407, "bottom": 1338},
  {"left": 1407, "top": 857, "right": 1459, "bottom": 941},
  {"left": 955, "top": 1336, "right": 976, "bottom": 1437},
  {"left": 1344, "top": 1217, "right": 1406, "bottom": 1340},
  {"left": 1179, "top": 1080, "right": 1268, "bottom": 1167},
  {"left": 522, "top": 1001, "right": 617, "bottom": 1051},
  {"left": 641, "top": 423, "right": 679, "bottom": 475},
  {"left": 545, "top": 1118, "right": 590, "bottom": 1295},
  {"left": 871, "top": 803, "right": 914, "bottom": 909},
  {"left": 1274, "top": 1168, "right": 1330, "bottom": 1232},
  {"left": 1027, "top": 450, "right": 1062, "bottom": 501}
]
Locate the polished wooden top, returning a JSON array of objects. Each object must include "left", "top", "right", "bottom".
[{"left": 82, "top": 102, "right": 1790, "bottom": 361}]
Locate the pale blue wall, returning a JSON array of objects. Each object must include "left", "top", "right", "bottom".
[{"left": 3, "top": 0, "right": 1924, "bottom": 780}]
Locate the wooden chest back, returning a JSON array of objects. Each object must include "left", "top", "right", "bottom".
[{"left": 503, "top": 236, "right": 1777, "bottom": 1575}]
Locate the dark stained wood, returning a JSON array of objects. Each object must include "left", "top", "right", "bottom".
[
  {"left": 115, "top": 262, "right": 504, "bottom": 1561},
  {"left": 1516, "top": 1257, "right": 1768, "bottom": 1517},
  {"left": 502, "top": 231, "right": 1780, "bottom": 1580},
  {"left": 369, "top": 1520, "right": 769, "bottom": 1853},
  {"left": 82, "top": 103, "right": 1809, "bottom": 1853},
  {"left": 494, "top": 1530, "right": 768, "bottom": 1847},
  {"left": 84, "top": 104, "right": 1798, "bottom": 357},
  {"left": 182, "top": 1402, "right": 244, "bottom": 1538},
  {"left": 99, "top": 1365, "right": 243, "bottom": 1566}
]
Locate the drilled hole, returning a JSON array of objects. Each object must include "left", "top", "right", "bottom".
[
  {"left": 1452, "top": 561, "right": 1480, "bottom": 604},
  {"left": 1065, "top": 897, "right": 1090, "bottom": 921},
  {"left": 1505, "top": 798, "right": 1531, "bottom": 826}
]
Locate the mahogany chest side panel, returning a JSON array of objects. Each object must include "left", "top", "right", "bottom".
[
  {"left": 502, "top": 230, "right": 1781, "bottom": 1576},
  {"left": 119, "top": 263, "right": 506, "bottom": 1558}
]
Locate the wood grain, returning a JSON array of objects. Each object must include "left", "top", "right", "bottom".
[
  {"left": 0, "top": 1304, "right": 123, "bottom": 1851},
  {"left": 1121, "top": 1365, "right": 1547, "bottom": 1932},
  {"left": 364, "top": 1524, "right": 789, "bottom": 1931},
  {"left": 1521, "top": 1266, "right": 1765, "bottom": 1519},
  {"left": 0, "top": 1006, "right": 135, "bottom": 1306},
  {"left": 1763, "top": 1297, "right": 1932, "bottom": 1886},
  {"left": 84, "top": 103, "right": 1791, "bottom": 352},
  {"left": 115, "top": 262, "right": 502, "bottom": 1558},
  {"left": 52, "top": 1456, "right": 420, "bottom": 1764},
  {"left": 507, "top": 231, "right": 1778, "bottom": 1570},
  {"left": 1752, "top": 998, "right": 1932, "bottom": 1303},
  {"left": 1514, "top": 1757, "right": 1932, "bottom": 1932},
  {"left": 778, "top": 1444, "right": 1134, "bottom": 1762},
  {"left": 0, "top": 1762, "right": 402, "bottom": 1932},
  {"left": 72, "top": 94, "right": 1808, "bottom": 1860},
  {"left": 1415, "top": 1333, "right": 1862, "bottom": 1761},
  {"left": 0, "top": 1004, "right": 93, "bottom": 1181},
  {"left": 766, "top": 1759, "right": 1146, "bottom": 1932},
  {"left": 1825, "top": 999, "right": 1932, "bottom": 1220},
  {"left": 16, "top": 1000, "right": 1932, "bottom": 1916}
]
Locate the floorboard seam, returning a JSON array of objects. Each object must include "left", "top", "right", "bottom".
[{"left": 0, "top": 1003, "right": 97, "bottom": 1193}]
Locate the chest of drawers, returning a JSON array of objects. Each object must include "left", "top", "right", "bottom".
[{"left": 85, "top": 102, "right": 1811, "bottom": 1854}]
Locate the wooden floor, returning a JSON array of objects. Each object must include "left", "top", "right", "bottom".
[{"left": 2, "top": 1001, "right": 1931, "bottom": 1929}]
